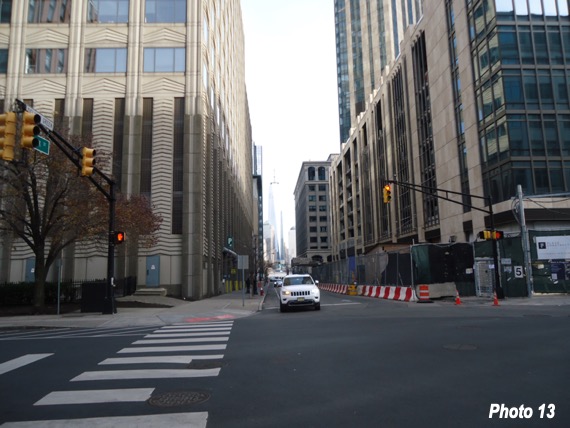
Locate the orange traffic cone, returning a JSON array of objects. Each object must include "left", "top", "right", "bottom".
[
  {"left": 455, "top": 289, "right": 462, "bottom": 305},
  {"left": 492, "top": 291, "right": 499, "bottom": 306}
]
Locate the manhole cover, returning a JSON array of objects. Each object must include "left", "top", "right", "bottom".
[
  {"left": 148, "top": 391, "right": 210, "bottom": 407},
  {"left": 443, "top": 344, "right": 478, "bottom": 351},
  {"left": 188, "top": 360, "right": 226, "bottom": 370}
]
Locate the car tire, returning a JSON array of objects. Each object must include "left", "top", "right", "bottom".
[
  {"left": 280, "top": 302, "right": 287, "bottom": 312},
  {"left": 315, "top": 303, "right": 321, "bottom": 311}
]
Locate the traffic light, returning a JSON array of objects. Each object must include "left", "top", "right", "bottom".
[
  {"left": 80, "top": 147, "right": 96, "bottom": 176},
  {"left": 0, "top": 112, "right": 17, "bottom": 161},
  {"left": 383, "top": 183, "right": 392, "bottom": 203},
  {"left": 113, "top": 231, "right": 125, "bottom": 245},
  {"left": 21, "top": 111, "right": 41, "bottom": 150},
  {"left": 478, "top": 230, "right": 504, "bottom": 240}
]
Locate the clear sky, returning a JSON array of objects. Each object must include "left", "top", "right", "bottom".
[{"left": 241, "top": 0, "right": 340, "bottom": 253}]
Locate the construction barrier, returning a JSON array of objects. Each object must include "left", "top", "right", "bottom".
[
  {"left": 417, "top": 284, "right": 432, "bottom": 303},
  {"left": 320, "top": 283, "right": 416, "bottom": 302}
]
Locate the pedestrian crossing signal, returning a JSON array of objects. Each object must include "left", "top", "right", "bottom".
[{"left": 113, "top": 231, "right": 125, "bottom": 245}]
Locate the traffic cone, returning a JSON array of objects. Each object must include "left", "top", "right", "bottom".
[
  {"left": 455, "top": 289, "right": 462, "bottom": 305},
  {"left": 492, "top": 291, "right": 499, "bottom": 306}
]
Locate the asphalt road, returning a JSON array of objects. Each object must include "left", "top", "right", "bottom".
[{"left": 1, "top": 290, "right": 569, "bottom": 428}]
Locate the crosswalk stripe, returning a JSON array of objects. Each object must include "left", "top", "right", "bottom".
[
  {"left": 71, "top": 368, "right": 220, "bottom": 381},
  {"left": 99, "top": 354, "right": 224, "bottom": 365},
  {"left": 145, "top": 331, "right": 229, "bottom": 338},
  {"left": 0, "top": 354, "right": 53, "bottom": 375},
  {"left": 168, "top": 322, "right": 233, "bottom": 328},
  {"left": 156, "top": 327, "right": 232, "bottom": 332},
  {"left": 0, "top": 411, "right": 208, "bottom": 427},
  {"left": 118, "top": 344, "right": 227, "bottom": 353},
  {"left": 35, "top": 388, "right": 154, "bottom": 405},
  {"left": 133, "top": 337, "right": 229, "bottom": 345}
]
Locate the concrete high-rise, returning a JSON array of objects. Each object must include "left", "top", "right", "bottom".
[{"left": 0, "top": 1, "right": 254, "bottom": 299}]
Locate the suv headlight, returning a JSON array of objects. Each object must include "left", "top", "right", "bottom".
[
  {"left": 282, "top": 290, "right": 291, "bottom": 296},
  {"left": 312, "top": 289, "right": 320, "bottom": 295}
]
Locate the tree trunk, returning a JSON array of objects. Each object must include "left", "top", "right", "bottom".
[{"left": 33, "top": 257, "right": 47, "bottom": 313}]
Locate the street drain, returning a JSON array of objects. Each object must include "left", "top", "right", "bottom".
[
  {"left": 148, "top": 391, "right": 210, "bottom": 408},
  {"left": 443, "top": 344, "right": 478, "bottom": 351}
]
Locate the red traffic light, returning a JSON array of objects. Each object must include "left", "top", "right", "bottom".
[{"left": 113, "top": 231, "right": 125, "bottom": 244}]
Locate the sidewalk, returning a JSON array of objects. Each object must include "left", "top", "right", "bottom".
[
  {"left": 0, "top": 290, "right": 266, "bottom": 330},
  {"left": 435, "top": 293, "right": 570, "bottom": 306}
]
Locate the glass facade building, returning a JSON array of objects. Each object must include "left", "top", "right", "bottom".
[{"left": 330, "top": 0, "right": 570, "bottom": 260}]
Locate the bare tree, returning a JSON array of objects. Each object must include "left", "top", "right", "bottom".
[{"left": 0, "top": 135, "right": 162, "bottom": 312}]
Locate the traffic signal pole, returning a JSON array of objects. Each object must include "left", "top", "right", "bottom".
[
  {"left": 15, "top": 100, "right": 118, "bottom": 314},
  {"left": 385, "top": 179, "right": 504, "bottom": 298}
]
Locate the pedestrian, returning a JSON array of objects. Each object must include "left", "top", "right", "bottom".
[{"left": 245, "top": 275, "right": 251, "bottom": 294}]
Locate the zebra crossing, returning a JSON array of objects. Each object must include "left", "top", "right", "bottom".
[
  {"left": 0, "top": 325, "right": 159, "bottom": 340},
  {"left": 0, "top": 321, "right": 234, "bottom": 427}
]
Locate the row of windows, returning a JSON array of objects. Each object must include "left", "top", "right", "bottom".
[
  {"left": 476, "top": 69, "right": 570, "bottom": 126},
  {"left": 308, "top": 195, "right": 327, "bottom": 202},
  {"left": 484, "top": 160, "right": 570, "bottom": 203},
  {"left": 0, "top": 0, "right": 187, "bottom": 24},
  {"left": 308, "top": 205, "right": 328, "bottom": 212},
  {"left": 309, "top": 216, "right": 328, "bottom": 223},
  {"left": 11, "top": 48, "right": 186, "bottom": 74},
  {"left": 480, "top": 114, "right": 570, "bottom": 165}
]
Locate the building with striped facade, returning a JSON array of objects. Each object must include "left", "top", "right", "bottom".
[{"left": 0, "top": 0, "right": 254, "bottom": 299}]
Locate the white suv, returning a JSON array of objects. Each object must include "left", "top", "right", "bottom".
[{"left": 277, "top": 274, "right": 321, "bottom": 312}]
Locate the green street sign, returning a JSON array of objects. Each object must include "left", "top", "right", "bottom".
[{"left": 33, "top": 136, "right": 50, "bottom": 155}]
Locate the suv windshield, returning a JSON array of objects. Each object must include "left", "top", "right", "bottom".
[{"left": 283, "top": 276, "right": 314, "bottom": 286}]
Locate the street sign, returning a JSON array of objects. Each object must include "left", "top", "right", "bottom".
[
  {"left": 34, "top": 137, "right": 50, "bottom": 154},
  {"left": 33, "top": 136, "right": 50, "bottom": 155}
]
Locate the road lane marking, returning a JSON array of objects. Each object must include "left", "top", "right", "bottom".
[
  {"left": 133, "top": 337, "right": 229, "bottom": 345},
  {"left": 0, "top": 411, "right": 208, "bottom": 427},
  {"left": 145, "top": 331, "right": 229, "bottom": 337},
  {"left": 35, "top": 388, "right": 154, "bottom": 405},
  {"left": 99, "top": 354, "right": 224, "bottom": 365},
  {"left": 0, "top": 354, "right": 53, "bottom": 375},
  {"left": 117, "top": 344, "right": 227, "bottom": 353},
  {"left": 71, "top": 368, "right": 220, "bottom": 381}
]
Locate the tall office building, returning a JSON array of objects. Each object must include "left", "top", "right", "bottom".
[
  {"left": 335, "top": 0, "right": 423, "bottom": 144},
  {"left": 331, "top": 0, "right": 570, "bottom": 258},
  {"left": 0, "top": 1, "right": 254, "bottom": 299}
]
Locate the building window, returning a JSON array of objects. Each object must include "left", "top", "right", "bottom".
[
  {"left": 0, "top": 49, "right": 7, "bottom": 73},
  {"left": 25, "top": 49, "right": 68, "bottom": 74},
  {"left": 113, "top": 98, "right": 126, "bottom": 190},
  {"left": 308, "top": 167, "right": 316, "bottom": 180},
  {"left": 88, "top": 0, "right": 129, "bottom": 23},
  {"left": 309, "top": 216, "right": 317, "bottom": 222},
  {"left": 319, "top": 205, "right": 327, "bottom": 212},
  {"left": 318, "top": 184, "right": 326, "bottom": 191},
  {"left": 144, "top": 48, "right": 185, "bottom": 72},
  {"left": 140, "top": 98, "right": 153, "bottom": 199},
  {"left": 85, "top": 48, "right": 127, "bottom": 73},
  {"left": 308, "top": 195, "right": 316, "bottom": 201},
  {"left": 319, "top": 195, "right": 327, "bottom": 201},
  {"left": 28, "top": 0, "right": 70, "bottom": 23},
  {"left": 172, "top": 97, "right": 184, "bottom": 234},
  {"left": 318, "top": 167, "right": 326, "bottom": 180},
  {"left": 145, "top": 0, "right": 186, "bottom": 23},
  {"left": 309, "top": 205, "right": 316, "bottom": 212},
  {"left": 0, "top": 0, "right": 11, "bottom": 23}
]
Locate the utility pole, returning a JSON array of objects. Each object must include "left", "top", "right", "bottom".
[{"left": 517, "top": 185, "right": 534, "bottom": 298}]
